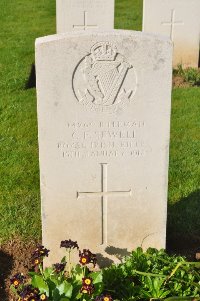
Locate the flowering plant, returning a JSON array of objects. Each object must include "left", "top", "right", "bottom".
[
  {"left": 10, "top": 240, "right": 112, "bottom": 301},
  {"left": 11, "top": 244, "right": 200, "bottom": 301}
]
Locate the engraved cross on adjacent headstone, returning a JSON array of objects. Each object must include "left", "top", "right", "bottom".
[
  {"left": 161, "top": 9, "right": 184, "bottom": 41},
  {"left": 73, "top": 11, "right": 98, "bottom": 30},
  {"left": 77, "top": 163, "right": 132, "bottom": 246}
]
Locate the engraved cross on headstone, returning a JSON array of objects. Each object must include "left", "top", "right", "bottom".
[
  {"left": 161, "top": 9, "right": 184, "bottom": 41},
  {"left": 73, "top": 11, "right": 98, "bottom": 30},
  {"left": 77, "top": 163, "right": 132, "bottom": 246}
]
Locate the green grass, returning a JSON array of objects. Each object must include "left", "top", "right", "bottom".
[
  {"left": 0, "top": 0, "right": 199, "bottom": 249},
  {"left": 168, "top": 88, "right": 200, "bottom": 241},
  {"left": 0, "top": 0, "right": 56, "bottom": 243},
  {"left": 115, "top": 0, "right": 143, "bottom": 30}
]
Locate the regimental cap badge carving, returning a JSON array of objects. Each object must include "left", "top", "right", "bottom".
[{"left": 72, "top": 41, "right": 137, "bottom": 113}]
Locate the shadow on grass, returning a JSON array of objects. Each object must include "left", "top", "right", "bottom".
[
  {"left": 0, "top": 250, "right": 13, "bottom": 301},
  {"left": 166, "top": 189, "right": 200, "bottom": 258},
  {"left": 25, "top": 63, "right": 36, "bottom": 89}
]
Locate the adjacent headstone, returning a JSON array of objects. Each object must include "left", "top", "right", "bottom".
[
  {"left": 36, "top": 30, "right": 172, "bottom": 265},
  {"left": 56, "top": 0, "right": 115, "bottom": 33},
  {"left": 143, "top": 0, "right": 200, "bottom": 68}
]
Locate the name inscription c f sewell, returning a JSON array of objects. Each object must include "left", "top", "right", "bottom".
[{"left": 57, "top": 120, "right": 151, "bottom": 159}]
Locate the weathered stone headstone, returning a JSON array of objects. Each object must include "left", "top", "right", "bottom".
[
  {"left": 56, "top": 0, "right": 115, "bottom": 33},
  {"left": 36, "top": 30, "right": 172, "bottom": 265},
  {"left": 143, "top": 0, "right": 200, "bottom": 68}
]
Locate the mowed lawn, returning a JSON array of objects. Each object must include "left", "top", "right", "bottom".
[{"left": 0, "top": 0, "right": 200, "bottom": 251}]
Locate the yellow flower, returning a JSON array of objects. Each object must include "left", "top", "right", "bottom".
[
  {"left": 14, "top": 280, "right": 19, "bottom": 286},
  {"left": 81, "top": 257, "right": 87, "bottom": 264},
  {"left": 104, "top": 297, "right": 110, "bottom": 301},
  {"left": 85, "top": 278, "right": 91, "bottom": 285}
]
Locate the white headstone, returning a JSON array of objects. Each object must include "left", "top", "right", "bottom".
[
  {"left": 143, "top": 0, "right": 200, "bottom": 68},
  {"left": 36, "top": 30, "right": 172, "bottom": 265},
  {"left": 56, "top": 0, "right": 115, "bottom": 33}
]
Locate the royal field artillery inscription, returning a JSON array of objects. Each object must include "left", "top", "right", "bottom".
[{"left": 36, "top": 31, "right": 172, "bottom": 265}]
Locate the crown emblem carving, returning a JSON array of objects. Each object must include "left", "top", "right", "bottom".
[
  {"left": 73, "top": 41, "right": 137, "bottom": 112},
  {"left": 91, "top": 42, "right": 117, "bottom": 61}
]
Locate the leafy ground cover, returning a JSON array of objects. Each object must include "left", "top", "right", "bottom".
[
  {"left": 0, "top": 0, "right": 200, "bottom": 299},
  {"left": 10, "top": 242, "right": 200, "bottom": 301},
  {"left": 173, "top": 66, "right": 200, "bottom": 87},
  {"left": 174, "top": 65, "right": 200, "bottom": 87}
]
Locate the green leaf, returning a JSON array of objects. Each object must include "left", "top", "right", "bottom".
[
  {"left": 58, "top": 281, "right": 73, "bottom": 298},
  {"left": 160, "top": 290, "right": 171, "bottom": 298},
  {"left": 133, "top": 269, "right": 166, "bottom": 278},
  {"left": 165, "top": 297, "right": 200, "bottom": 301},
  {"left": 49, "top": 275, "right": 59, "bottom": 286},
  {"left": 75, "top": 292, "right": 82, "bottom": 299},
  {"left": 28, "top": 271, "right": 37, "bottom": 277},
  {"left": 140, "top": 288, "right": 151, "bottom": 298},
  {"left": 90, "top": 271, "right": 103, "bottom": 284},
  {"left": 190, "top": 281, "right": 200, "bottom": 291},
  {"left": 52, "top": 288, "right": 60, "bottom": 301},
  {"left": 43, "top": 267, "right": 53, "bottom": 279},
  {"left": 74, "top": 264, "right": 82, "bottom": 274},
  {"left": 46, "top": 278, "right": 57, "bottom": 293},
  {"left": 10, "top": 285, "right": 18, "bottom": 294},
  {"left": 72, "top": 264, "right": 83, "bottom": 282},
  {"left": 61, "top": 256, "right": 67, "bottom": 263},
  {"left": 31, "top": 275, "right": 49, "bottom": 295}
]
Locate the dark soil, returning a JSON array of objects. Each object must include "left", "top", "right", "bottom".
[
  {"left": 172, "top": 75, "right": 191, "bottom": 88},
  {"left": 1, "top": 237, "right": 200, "bottom": 301},
  {"left": 0, "top": 238, "right": 40, "bottom": 301}
]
